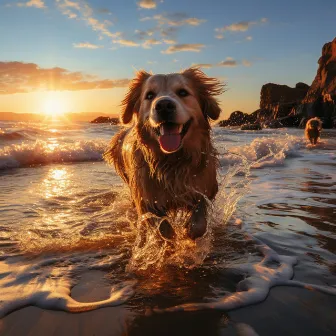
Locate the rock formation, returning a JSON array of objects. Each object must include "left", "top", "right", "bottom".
[
  {"left": 218, "top": 37, "right": 336, "bottom": 128},
  {"left": 298, "top": 37, "right": 336, "bottom": 127},
  {"left": 90, "top": 116, "right": 119, "bottom": 124}
]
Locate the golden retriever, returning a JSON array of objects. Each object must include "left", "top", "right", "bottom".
[
  {"left": 305, "top": 117, "right": 322, "bottom": 145},
  {"left": 104, "top": 67, "right": 224, "bottom": 240}
]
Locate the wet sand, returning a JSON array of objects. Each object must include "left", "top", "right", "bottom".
[{"left": 1, "top": 270, "right": 335, "bottom": 336}]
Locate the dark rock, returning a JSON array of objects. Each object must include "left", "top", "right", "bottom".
[
  {"left": 298, "top": 37, "right": 336, "bottom": 123},
  {"left": 90, "top": 116, "right": 119, "bottom": 124},
  {"left": 260, "top": 83, "right": 309, "bottom": 112},
  {"left": 263, "top": 119, "right": 284, "bottom": 128},
  {"left": 241, "top": 123, "right": 262, "bottom": 130}
]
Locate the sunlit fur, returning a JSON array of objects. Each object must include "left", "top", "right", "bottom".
[
  {"left": 305, "top": 117, "right": 322, "bottom": 145},
  {"left": 104, "top": 67, "right": 224, "bottom": 238}
]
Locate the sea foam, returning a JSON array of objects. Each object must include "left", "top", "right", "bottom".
[{"left": 0, "top": 140, "right": 108, "bottom": 170}]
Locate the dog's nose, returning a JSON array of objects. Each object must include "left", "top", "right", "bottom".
[{"left": 154, "top": 99, "right": 176, "bottom": 121}]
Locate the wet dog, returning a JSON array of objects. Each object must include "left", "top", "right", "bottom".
[
  {"left": 305, "top": 117, "right": 322, "bottom": 145},
  {"left": 104, "top": 68, "right": 224, "bottom": 240}
]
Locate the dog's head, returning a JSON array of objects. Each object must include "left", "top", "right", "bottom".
[
  {"left": 120, "top": 67, "right": 224, "bottom": 154},
  {"left": 307, "top": 117, "right": 322, "bottom": 130}
]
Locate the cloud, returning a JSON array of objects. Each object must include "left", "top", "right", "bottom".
[
  {"left": 0, "top": 61, "right": 129, "bottom": 94},
  {"left": 218, "top": 58, "right": 237, "bottom": 67},
  {"left": 137, "top": 0, "right": 157, "bottom": 9},
  {"left": 192, "top": 57, "right": 246, "bottom": 69},
  {"left": 142, "top": 12, "right": 206, "bottom": 27},
  {"left": 242, "top": 59, "right": 252, "bottom": 67},
  {"left": 17, "top": 0, "right": 46, "bottom": 8},
  {"left": 215, "top": 18, "right": 267, "bottom": 36},
  {"left": 215, "top": 34, "right": 224, "bottom": 40},
  {"left": 96, "top": 8, "right": 111, "bottom": 14},
  {"left": 246, "top": 36, "right": 253, "bottom": 41},
  {"left": 113, "top": 39, "right": 140, "bottom": 47},
  {"left": 192, "top": 63, "right": 213, "bottom": 69},
  {"left": 142, "top": 39, "right": 162, "bottom": 49},
  {"left": 163, "top": 39, "right": 176, "bottom": 44},
  {"left": 134, "top": 29, "right": 155, "bottom": 39},
  {"left": 56, "top": 0, "right": 120, "bottom": 39},
  {"left": 161, "top": 43, "right": 205, "bottom": 54},
  {"left": 73, "top": 42, "right": 102, "bottom": 49}
]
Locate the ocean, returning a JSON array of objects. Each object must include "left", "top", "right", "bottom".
[{"left": 0, "top": 119, "right": 335, "bottom": 335}]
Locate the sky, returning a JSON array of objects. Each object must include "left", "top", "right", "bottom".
[{"left": 0, "top": 0, "right": 335, "bottom": 119}]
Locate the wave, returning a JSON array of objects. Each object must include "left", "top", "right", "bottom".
[
  {"left": 0, "top": 128, "right": 63, "bottom": 142},
  {"left": 0, "top": 140, "right": 108, "bottom": 170},
  {"left": 219, "top": 134, "right": 305, "bottom": 168}
]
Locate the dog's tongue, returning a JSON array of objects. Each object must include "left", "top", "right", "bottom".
[{"left": 159, "top": 123, "right": 181, "bottom": 153}]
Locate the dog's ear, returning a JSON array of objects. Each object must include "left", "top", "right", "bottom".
[
  {"left": 121, "top": 70, "right": 151, "bottom": 124},
  {"left": 181, "top": 67, "right": 225, "bottom": 121}
]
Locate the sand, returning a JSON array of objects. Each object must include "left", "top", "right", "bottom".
[{"left": 0, "top": 270, "right": 335, "bottom": 336}]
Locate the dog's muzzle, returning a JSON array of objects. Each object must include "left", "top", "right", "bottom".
[{"left": 154, "top": 98, "right": 176, "bottom": 123}]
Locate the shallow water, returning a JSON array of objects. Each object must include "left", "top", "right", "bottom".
[{"left": 0, "top": 120, "right": 335, "bottom": 334}]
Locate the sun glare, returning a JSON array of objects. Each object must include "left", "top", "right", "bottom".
[{"left": 41, "top": 92, "right": 69, "bottom": 117}]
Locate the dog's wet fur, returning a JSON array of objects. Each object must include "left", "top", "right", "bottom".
[
  {"left": 104, "top": 68, "right": 224, "bottom": 240},
  {"left": 305, "top": 117, "right": 322, "bottom": 145}
]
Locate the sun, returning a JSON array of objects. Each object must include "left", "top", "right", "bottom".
[{"left": 41, "top": 92, "right": 69, "bottom": 117}]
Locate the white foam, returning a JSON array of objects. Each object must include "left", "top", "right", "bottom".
[
  {"left": 152, "top": 219, "right": 336, "bottom": 314},
  {"left": 219, "top": 134, "right": 305, "bottom": 169},
  {"left": 0, "top": 139, "right": 108, "bottom": 169},
  {"left": 0, "top": 254, "right": 135, "bottom": 318}
]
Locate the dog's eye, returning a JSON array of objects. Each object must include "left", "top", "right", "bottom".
[
  {"left": 177, "top": 89, "right": 189, "bottom": 97},
  {"left": 145, "top": 91, "right": 155, "bottom": 100}
]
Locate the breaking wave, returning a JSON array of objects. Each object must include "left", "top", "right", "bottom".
[{"left": 0, "top": 139, "right": 108, "bottom": 170}]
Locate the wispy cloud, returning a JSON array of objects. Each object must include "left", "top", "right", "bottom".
[
  {"left": 161, "top": 43, "right": 205, "bottom": 54},
  {"left": 215, "top": 34, "right": 224, "bottom": 40},
  {"left": 141, "top": 12, "right": 206, "bottom": 27},
  {"left": 134, "top": 29, "right": 156, "bottom": 40},
  {"left": 73, "top": 42, "right": 102, "bottom": 49},
  {"left": 137, "top": 0, "right": 158, "bottom": 9},
  {"left": 17, "top": 0, "right": 46, "bottom": 8},
  {"left": 55, "top": 0, "right": 120, "bottom": 39},
  {"left": 0, "top": 61, "right": 129, "bottom": 94},
  {"left": 163, "top": 39, "right": 177, "bottom": 44},
  {"left": 215, "top": 18, "right": 267, "bottom": 37},
  {"left": 218, "top": 57, "right": 237, "bottom": 67},
  {"left": 193, "top": 57, "right": 251, "bottom": 68},
  {"left": 113, "top": 39, "right": 140, "bottom": 47},
  {"left": 142, "top": 39, "right": 162, "bottom": 49},
  {"left": 242, "top": 59, "right": 252, "bottom": 67},
  {"left": 191, "top": 63, "right": 213, "bottom": 69}
]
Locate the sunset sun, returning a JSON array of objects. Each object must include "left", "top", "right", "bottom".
[{"left": 42, "top": 92, "right": 69, "bottom": 117}]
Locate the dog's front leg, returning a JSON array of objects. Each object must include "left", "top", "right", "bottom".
[
  {"left": 187, "top": 198, "right": 208, "bottom": 240},
  {"left": 140, "top": 204, "right": 175, "bottom": 240}
]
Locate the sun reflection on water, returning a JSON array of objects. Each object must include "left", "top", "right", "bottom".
[{"left": 42, "top": 167, "right": 71, "bottom": 199}]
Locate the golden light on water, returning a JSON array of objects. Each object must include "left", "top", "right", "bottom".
[{"left": 42, "top": 167, "right": 71, "bottom": 199}]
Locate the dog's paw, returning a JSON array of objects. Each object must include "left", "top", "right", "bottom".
[
  {"left": 187, "top": 217, "right": 207, "bottom": 240},
  {"left": 159, "top": 219, "right": 176, "bottom": 241}
]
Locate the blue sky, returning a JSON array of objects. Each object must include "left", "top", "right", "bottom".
[{"left": 0, "top": 0, "right": 335, "bottom": 117}]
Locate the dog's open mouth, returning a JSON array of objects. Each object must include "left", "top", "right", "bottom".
[{"left": 154, "top": 119, "right": 191, "bottom": 153}]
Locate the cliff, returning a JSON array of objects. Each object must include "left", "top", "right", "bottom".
[{"left": 219, "top": 37, "right": 336, "bottom": 128}]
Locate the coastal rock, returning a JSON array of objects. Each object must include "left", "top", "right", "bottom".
[
  {"left": 90, "top": 116, "right": 119, "bottom": 124},
  {"left": 241, "top": 123, "right": 262, "bottom": 130},
  {"left": 298, "top": 37, "right": 336, "bottom": 126},
  {"left": 218, "top": 110, "right": 257, "bottom": 127}
]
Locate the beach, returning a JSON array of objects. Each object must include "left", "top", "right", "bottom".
[{"left": 0, "top": 120, "right": 335, "bottom": 335}]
